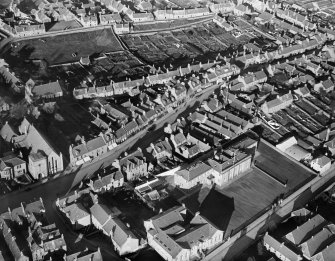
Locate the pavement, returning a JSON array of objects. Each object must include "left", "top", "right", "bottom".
[{"left": 0, "top": 83, "right": 220, "bottom": 258}]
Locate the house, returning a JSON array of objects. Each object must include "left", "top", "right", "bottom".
[
  {"left": 0, "top": 99, "right": 10, "bottom": 112},
  {"left": 209, "top": 2, "right": 235, "bottom": 14},
  {"left": 61, "top": 202, "right": 91, "bottom": 229},
  {"left": 311, "top": 241, "right": 335, "bottom": 261},
  {"left": 174, "top": 162, "right": 218, "bottom": 189},
  {"left": 132, "top": 12, "right": 154, "bottom": 22},
  {"left": 261, "top": 93, "right": 293, "bottom": 114},
  {"left": 0, "top": 198, "right": 66, "bottom": 261},
  {"left": 101, "top": 215, "right": 140, "bottom": 255},
  {"left": 116, "top": 148, "right": 148, "bottom": 181},
  {"left": 314, "top": 79, "right": 334, "bottom": 93},
  {"left": 153, "top": 7, "right": 211, "bottom": 20},
  {"left": 234, "top": 4, "right": 249, "bottom": 16},
  {"left": 69, "top": 134, "right": 115, "bottom": 166},
  {"left": 263, "top": 233, "right": 302, "bottom": 261},
  {"left": 64, "top": 248, "right": 103, "bottom": 261},
  {"left": 90, "top": 203, "right": 141, "bottom": 255},
  {"left": 310, "top": 156, "right": 332, "bottom": 174},
  {"left": 325, "top": 136, "right": 335, "bottom": 156},
  {"left": 135, "top": 0, "right": 153, "bottom": 11},
  {"left": 25, "top": 80, "right": 63, "bottom": 101},
  {"left": 276, "top": 136, "right": 311, "bottom": 162},
  {"left": 146, "top": 138, "right": 173, "bottom": 161},
  {"left": 231, "top": 70, "right": 267, "bottom": 91},
  {"left": 13, "top": 24, "right": 45, "bottom": 37},
  {"left": 87, "top": 168, "right": 124, "bottom": 193},
  {"left": 144, "top": 205, "right": 224, "bottom": 261},
  {"left": 207, "top": 149, "right": 252, "bottom": 186},
  {"left": 171, "top": 132, "right": 211, "bottom": 160},
  {"left": 294, "top": 86, "right": 310, "bottom": 97},
  {"left": 0, "top": 154, "right": 27, "bottom": 179},
  {"left": 285, "top": 214, "right": 327, "bottom": 245},
  {"left": 300, "top": 224, "right": 335, "bottom": 259},
  {"left": 57, "top": 188, "right": 97, "bottom": 230},
  {"left": 81, "top": 15, "right": 99, "bottom": 27},
  {"left": 0, "top": 118, "right": 64, "bottom": 179},
  {"left": 0, "top": 59, "right": 23, "bottom": 91},
  {"left": 100, "top": 13, "right": 122, "bottom": 25}
]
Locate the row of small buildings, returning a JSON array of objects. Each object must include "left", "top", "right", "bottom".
[
  {"left": 0, "top": 198, "right": 66, "bottom": 261},
  {"left": 56, "top": 183, "right": 144, "bottom": 256},
  {"left": 235, "top": 34, "right": 327, "bottom": 68},
  {"left": 73, "top": 61, "right": 239, "bottom": 99},
  {"left": 69, "top": 61, "right": 240, "bottom": 167},
  {"left": 263, "top": 209, "right": 335, "bottom": 261}
]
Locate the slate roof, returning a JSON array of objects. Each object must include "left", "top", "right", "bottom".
[
  {"left": 300, "top": 224, "right": 335, "bottom": 258},
  {"left": 63, "top": 202, "right": 90, "bottom": 222},
  {"left": 312, "top": 156, "right": 331, "bottom": 168},
  {"left": 66, "top": 248, "right": 102, "bottom": 261},
  {"left": 311, "top": 240, "right": 335, "bottom": 261},
  {"left": 285, "top": 214, "right": 327, "bottom": 245},
  {"left": 103, "top": 217, "right": 137, "bottom": 247},
  {"left": 90, "top": 203, "right": 111, "bottom": 226},
  {"left": 264, "top": 233, "right": 301, "bottom": 261},
  {"left": 32, "top": 81, "right": 63, "bottom": 97},
  {"left": 176, "top": 162, "right": 213, "bottom": 181}
]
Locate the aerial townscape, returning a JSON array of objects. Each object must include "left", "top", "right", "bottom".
[{"left": 1, "top": 0, "right": 335, "bottom": 260}]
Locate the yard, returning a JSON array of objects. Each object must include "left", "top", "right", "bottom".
[
  {"left": 215, "top": 167, "right": 287, "bottom": 237},
  {"left": 255, "top": 141, "right": 315, "bottom": 192},
  {"left": 100, "top": 189, "right": 156, "bottom": 237}
]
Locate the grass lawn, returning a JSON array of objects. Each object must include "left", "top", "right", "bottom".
[{"left": 3, "top": 28, "right": 124, "bottom": 65}]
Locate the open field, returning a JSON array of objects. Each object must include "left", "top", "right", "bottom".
[{"left": 2, "top": 28, "right": 124, "bottom": 66}]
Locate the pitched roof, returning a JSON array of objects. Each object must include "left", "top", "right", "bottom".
[
  {"left": 32, "top": 81, "right": 63, "bottom": 97},
  {"left": 300, "top": 224, "right": 335, "bottom": 258},
  {"left": 151, "top": 205, "right": 185, "bottom": 229},
  {"left": 312, "top": 156, "right": 331, "bottom": 168},
  {"left": 176, "top": 162, "right": 213, "bottom": 181},
  {"left": 264, "top": 233, "right": 301, "bottom": 261},
  {"left": 90, "top": 203, "right": 111, "bottom": 226},
  {"left": 66, "top": 249, "right": 102, "bottom": 261},
  {"left": 285, "top": 214, "right": 327, "bottom": 245},
  {"left": 311, "top": 240, "right": 335, "bottom": 261},
  {"left": 63, "top": 202, "right": 90, "bottom": 222},
  {"left": 103, "top": 217, "right": 137, "bottom": 247}
]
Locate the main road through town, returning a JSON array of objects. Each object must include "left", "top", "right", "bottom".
[{"left": 0, "top": 83, "right": 220, "bottom": 259}]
